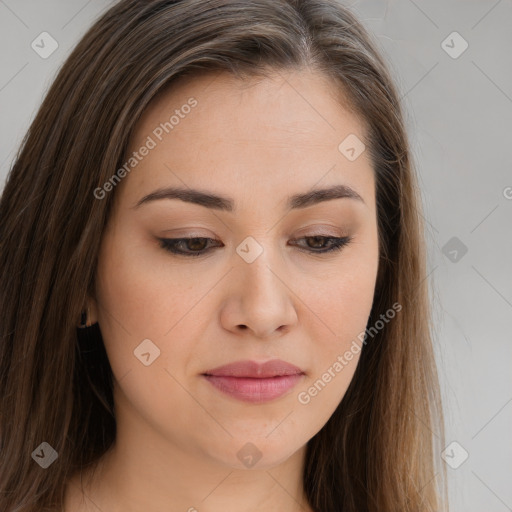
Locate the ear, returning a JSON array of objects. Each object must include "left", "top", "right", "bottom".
[
  {"left": 86, "top": 295, "right": 99, "bottom": 325},
  {"left": 79, "top": 291, "right": 99, "bottom": 327}
]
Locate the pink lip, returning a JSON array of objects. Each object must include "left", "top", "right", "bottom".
[{"left": 202, "top": 359, "right": 305, "bottom": 403}]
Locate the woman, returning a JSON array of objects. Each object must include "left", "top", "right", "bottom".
[{"left": 0, "top": 0, "right": 448, "bottom": 511}]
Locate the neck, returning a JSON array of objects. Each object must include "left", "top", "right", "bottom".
[{"left": 65, "top": 401, "right": 314, "bottom": 512}]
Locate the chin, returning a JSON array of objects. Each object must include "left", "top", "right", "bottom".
[{"left": 202, "top": 435, "right": 306, "bottom": 471}]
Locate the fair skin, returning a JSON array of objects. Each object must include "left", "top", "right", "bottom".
[{"left": 64, "top": 68, "right": 379, "bottom": 512}]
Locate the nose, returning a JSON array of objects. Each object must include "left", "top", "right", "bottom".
[{"left": 219, "top": 245, "right": 298, "bottom": 339}]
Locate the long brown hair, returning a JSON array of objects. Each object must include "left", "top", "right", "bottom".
[{"left": 0, "top": 1, "right": 447, "bottom": 510}]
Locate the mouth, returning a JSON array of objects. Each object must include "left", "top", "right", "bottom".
[{"left": 202, "top": 359, "right": 306, "bottom": 403}]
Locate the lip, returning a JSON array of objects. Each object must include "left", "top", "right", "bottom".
[{"left": 202, "top": 359, "right": 305, "bottom": 403}]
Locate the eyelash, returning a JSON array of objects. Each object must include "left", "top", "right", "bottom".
[{"left": 158, "top": 235, "right": 353, "bottom": 258}]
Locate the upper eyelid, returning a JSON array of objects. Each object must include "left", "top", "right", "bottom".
[
  {"left": 161, "top": 233, "right": 344, "bottom": 243},
  {"left": 159, "top": 234, "right": 350, "bottom": 248},
  {"left": 160, "top": 226, "right": 346, "bottom": 238},
  {"left": 159, "top": 235, "right": 350, "bottom": 249}
]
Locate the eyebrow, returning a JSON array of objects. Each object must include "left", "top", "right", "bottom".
[{"left": 132, "top": 184, "right": 365, "bottom": 212}]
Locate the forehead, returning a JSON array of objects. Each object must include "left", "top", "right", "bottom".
[
  {"left": 117, "top": 69, "right": 374, "bottom": 212},
  {"left": 133, "top": 68, "right": 366, "bottom": 145}
]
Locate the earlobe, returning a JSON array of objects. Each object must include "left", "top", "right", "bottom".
[
  {"left": 78, "top": 297, "right": 99, "bottom": 328},
  {"left": 88, "top": 297, "right": 99, "bottom": 325}
]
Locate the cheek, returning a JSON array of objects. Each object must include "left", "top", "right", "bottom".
[
  {"left": 292, "top": 288, "right": 372, "bottom": 435},
  {"left": 93, "top": 236, "right": 205, "bottom": 440},
  {"left": 93, "top": 232, "right": 167, "bottom": 378},
  {"left": 294, "top": 240, "right": 378, "bottom": 413},
  {"left": 94, "top": 231, "right": 215, "bottom": 387},
  {"left": 95, "top": 231, "right": 192, "bottom": 338},
  {"left": 302, "top": 235, "right": 378, "bottom": 350}
]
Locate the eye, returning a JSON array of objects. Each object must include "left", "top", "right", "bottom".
[
  {"left": 158, "top": 235, "right": 353, "bottom": 257},
  {"left": 290, "top": 235, "right": 353, "bottom": 254},
  {"left": 159, "top": 237, "right": 222, "bottom": 257}
]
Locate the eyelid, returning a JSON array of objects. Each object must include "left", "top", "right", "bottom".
[
  {"left": 291, "top": 228, "right": 349, "bottom": 241},
  {"left": 156, "top": 223, "right": 350, "bottom": 244},
  {"left": 158, "top": 234, "right": 353, "bottom": 258},
  {"left": 158, "top": 228, "right": 214, "bottom": 237},
  {"left": 293, "top": 228, "right": 344, "bottom": 238}
]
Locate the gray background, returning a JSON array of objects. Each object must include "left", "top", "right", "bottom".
[{"left": 0, "top": 1, "right": 511, "bottom": 511}]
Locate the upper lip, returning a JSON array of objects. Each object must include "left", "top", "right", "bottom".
[{"left": 203, "top": 359, "right": 305, "bottom": 378}]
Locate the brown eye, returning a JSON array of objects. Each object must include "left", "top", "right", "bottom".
[
  {"left": 290, "top": 235, "right": 353, "bottom": 254},
  {"left": 306, "top": 236, "right": 328, "bottom": 249},
  {"left": 159, "top": 235, "right": 353, "bottom": 258},
  {"left": 184, "top": 238, "right": 208, "bottom": 251},
  {"left": 159, "top": 237, "right": 221, "bottom": 257}
]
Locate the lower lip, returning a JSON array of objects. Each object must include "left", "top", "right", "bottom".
[{"left": 202, "top": 374, "right": 304, "bottom": 403}]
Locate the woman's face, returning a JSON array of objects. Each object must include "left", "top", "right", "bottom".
[{"left": 94, "top": 69, "right": 379, "bottom": 470}]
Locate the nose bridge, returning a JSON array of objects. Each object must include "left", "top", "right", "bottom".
[
  {"left": 236, "top": 234, "right": 284, "bottom": 304},
  {"left": 224, "top": 233, "right": 297, "bottom": 336}
]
